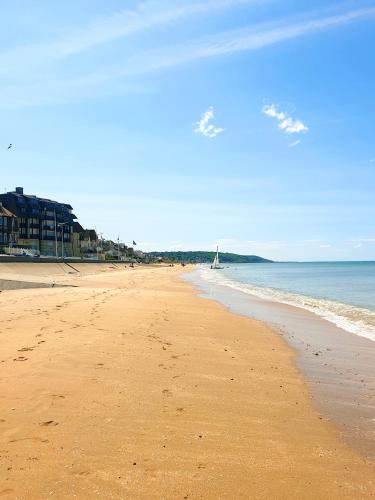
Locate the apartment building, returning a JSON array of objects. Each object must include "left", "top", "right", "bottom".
[
  {"left": 0, "top": 187, "right": 77, "bottom": 256},
  {"left": 0, "top": 202, "right": 18, "bottom": 250}
]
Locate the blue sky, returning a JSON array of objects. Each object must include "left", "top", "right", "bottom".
[{"left": 0, "top": 0, "right": 374, "bottom": 261}]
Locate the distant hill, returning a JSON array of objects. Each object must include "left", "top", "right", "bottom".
[{"left": 148, "top": 251, "right": 273, "bottom": 264}]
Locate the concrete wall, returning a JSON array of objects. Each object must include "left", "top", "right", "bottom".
[{"left": 0, "top": 256, "right": 129, "bottom": 264}]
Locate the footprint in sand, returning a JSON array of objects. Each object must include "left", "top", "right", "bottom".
[
  {"left": 17, "top": 347, "right": 35, "bottom": 352},
  {"left": 13, "top": 356, "right": 28, "bottom": 362},
  {"left": 9, "top": 437, "right": 49, "bottom": 443},
  {"left": 40, "top": 420, "right": 59, "bottom": 427},
  {"left": 0, "top": 489, "right": 15, "bottom": 497}
]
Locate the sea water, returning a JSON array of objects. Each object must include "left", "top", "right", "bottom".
[{"left": 198, "top": 262, "right": 375, "bottom": 342}]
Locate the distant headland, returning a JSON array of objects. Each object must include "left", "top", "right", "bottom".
[{"left": 147, "top": 251, "right": 273, "bottom": 264}]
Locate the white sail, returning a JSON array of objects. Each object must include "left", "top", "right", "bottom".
[{"left": 211, "top": 246, "right": 221, "bottom": 269}]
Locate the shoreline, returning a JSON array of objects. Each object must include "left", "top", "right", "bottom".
[
  {"left": 187, "top": 267, "right": 375, "bottom": 460},
  {"left": 0, "top": 264, "right": 374, "bottom": 498},
  {"left": 197, "top": 264, "right": 375, "bottom": 343}
]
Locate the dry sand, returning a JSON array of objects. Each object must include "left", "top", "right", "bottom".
[{"left": 0, "top": 264, "right": 374, "bottom": 499}]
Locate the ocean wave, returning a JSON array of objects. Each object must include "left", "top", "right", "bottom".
[{"left": 198, "top": 268, "right": 375, "bottom": 342}]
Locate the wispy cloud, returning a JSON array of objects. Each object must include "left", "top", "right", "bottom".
[
  {"left": 118, "top": 6, "right": 375, "bottom": 77},
  {"left": 263, "top": 104, "right": 308, "bottom": 134},
  {"left": 0, "top": 0, "right": 261, "bottom": 78},
  {"left": 194, "top": 107, "right": 224, "bottom": 138},
  {"left": 1, "top": 4, "right": 375, "bottom": 108},
  {"left": 289, "top": 139, "right": 302, "bottom": 148}
]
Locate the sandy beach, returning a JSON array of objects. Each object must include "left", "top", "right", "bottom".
[{"left": 0, "top": 264, "right": 374, "bottom": 499}]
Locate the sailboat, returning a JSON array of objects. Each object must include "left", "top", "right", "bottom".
[{"left": 210, "top": 246, "right": 223, "bottom": 269}]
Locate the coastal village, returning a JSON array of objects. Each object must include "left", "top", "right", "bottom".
[
  {"left": 0, "top": 187, "right": 266, "bottom": 264},
  {"left": 0, "top": 186, "right": 141, "bottom": 260}
]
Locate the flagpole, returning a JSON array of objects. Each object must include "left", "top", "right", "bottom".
[{"left": 54, "top": 209, "right": 58, "bottom": 259}]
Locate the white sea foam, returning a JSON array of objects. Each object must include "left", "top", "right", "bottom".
[{"left": 198, "top": 267, "right": 375, "bottom": 342}]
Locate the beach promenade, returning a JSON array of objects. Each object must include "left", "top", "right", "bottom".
[{"left": 0, "top": 264, "right": 374, "bottom": 499}]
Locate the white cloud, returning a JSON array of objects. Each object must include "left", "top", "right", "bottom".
[
  {"left": 354, "top": 243, "right": 363, "bottom": 249},
  {"left": 263, "top": 104, "right": 308, "bottom": 135},
  {"left": 1, "top": 5, "right": 375, "bottom": 108},
  {"left": 119, "top": 6, "right": 375, "bottom": 79},
  {"left": 0, "top": 0, "right": 260, "bottom": 77},
  {"left": 279, "top": 117, "right": 307, "bottom": 134},
  {"left": 319, "top": 244, "right": 332, "bottom": 248},
  {"left": 194, "top": 107, "right": 224, "bottom": 138},
  {"left": 289, "top": 139, "right": 301, "bottom": 147}
]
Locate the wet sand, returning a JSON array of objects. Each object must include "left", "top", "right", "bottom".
[
  {"left": 187, "top": 269, "right": 375, "bottom": 459},
  {"left": 0, "top": 264, "right": 374, "bottom": 499}
]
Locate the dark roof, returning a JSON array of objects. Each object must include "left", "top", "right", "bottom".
[
  {"left": 10, "top": 192, "right": 73, "bottom": 210},
  {"left": 0, "top": 189, "right": 76, "bottom": 223},
  {"left": 0, "top": 203, "right": 16, "bottom": 218},
  {"left": 80, "top": 229, "right": 98, "bottom": 241},
  {"left": 73, "top": 221, "right": 84, "bottom": 233}
]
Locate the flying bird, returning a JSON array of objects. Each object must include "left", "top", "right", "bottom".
[{"left": 7, "top": 144, "right": 12, "bottom": 150}]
